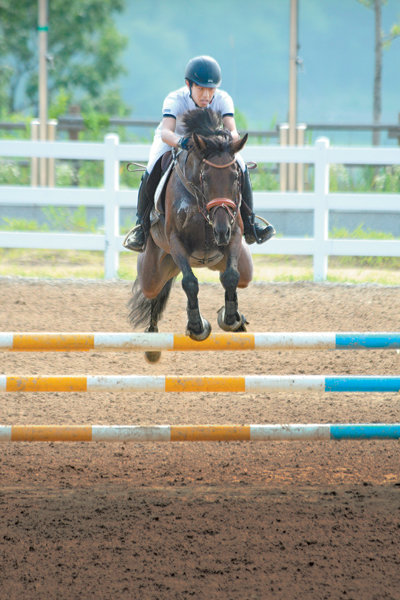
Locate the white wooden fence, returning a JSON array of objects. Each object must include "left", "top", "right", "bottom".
[{"left": 0, "top": 135, "right": 399, "bottom": 281}]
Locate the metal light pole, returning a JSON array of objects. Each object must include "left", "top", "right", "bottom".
[
  {"left": 288, "top": 0, "right": 298, "bottom": 190},
  {"left": 38, "top": 0, "right": 48, "bottom": 186}
]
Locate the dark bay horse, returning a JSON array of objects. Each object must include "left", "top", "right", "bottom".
[{"left": 129, "top": 108, "right": 253, "bottom": 361}]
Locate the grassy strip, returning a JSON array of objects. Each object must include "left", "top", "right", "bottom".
[
  {"left": 1, "top": 217, "right": 400, "bottom": 284},
  {"left": 1, "top": 249, "right": 400, "bottom": 285}
]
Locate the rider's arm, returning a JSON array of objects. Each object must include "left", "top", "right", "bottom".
[
  {"left": 223, "top": 115, "right": 240, "bottom": 141},
  {"left": 161, "top": 114, "right": 240, "bottom": 147},
  {"left": 160, "top": 116, "right": 182, "bottom": 148}
]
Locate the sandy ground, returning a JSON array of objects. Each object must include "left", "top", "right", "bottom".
[{"left": 0, "top": 277, "right": 400, "bottom": 599}]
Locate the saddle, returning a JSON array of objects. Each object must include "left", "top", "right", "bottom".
[{"left": 147, "top": 151, "right": 173, "bottom": 223}]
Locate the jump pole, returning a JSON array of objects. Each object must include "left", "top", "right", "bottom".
[
  {"left": 1, "top": 375, "right": 400, "bottom": 392},
  {"left": 1, "top": 424, "right": 400, "bottom": 442},
  {"left": 1, "top": 332, "right": 400, "bottom": 352}
]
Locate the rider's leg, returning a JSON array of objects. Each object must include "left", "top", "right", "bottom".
[
  {"left": 124, "top": 136, "right": 168, "bottom": 253},
  {"left": 123, "top": 171, "right": 151, "bottom": 252},
  {"left": 240, "top": 167, "right": 275, "bottom": 245}
]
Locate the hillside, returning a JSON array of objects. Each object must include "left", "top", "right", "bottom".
[{"left": 115, "top": 0, "right": 400, "bottom": 129}]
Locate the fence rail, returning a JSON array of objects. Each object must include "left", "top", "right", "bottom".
[{"left": 1, "top": 135, "right": 400, "bottom": 280}]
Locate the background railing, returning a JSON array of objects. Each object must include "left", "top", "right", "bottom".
[{"left": 0, "top": 135, "right": 399, "bottom": 281}]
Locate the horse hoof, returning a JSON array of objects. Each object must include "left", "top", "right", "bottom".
[
  {"left": 217, "top": 307, "right": 248, "bottom": 332},
  {"left": 234, "top": 320, "right": 248, "bottom": 332},
  {"left": 144, "top": 326, "right": 161, "bottom": 362},
  {"left": 186, "top": 318, "right": 212, "bottom": 341},
  {"left": 145, "top": 350, "right": 161, "bottom": 363}
]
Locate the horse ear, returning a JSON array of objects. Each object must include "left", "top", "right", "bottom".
[
  {"left": 231, "top": 133, "right": 248, "bottom": 154},
  {"left": 193, "top": 132, "right": 207, "bottom": 152}
]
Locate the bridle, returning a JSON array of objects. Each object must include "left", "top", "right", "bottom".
[{"left": 173, "top": 149, "right": 241, "bottom": 226}]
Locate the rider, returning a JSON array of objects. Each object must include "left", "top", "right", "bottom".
[{"left": 123, "top": 55, "right": 275, "bottom": 252}]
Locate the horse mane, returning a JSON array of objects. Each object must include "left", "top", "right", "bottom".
[{"left": 182, "top": 108, "right": 232, "bottom": 155}]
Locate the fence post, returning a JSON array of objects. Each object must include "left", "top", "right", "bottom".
[
  {"left": 296, "top": 123, "right": 306, "bottom": 192},
  {"left": 30, "top": 120, "right": 40, "bottom": 186},
  {"left": 313, "top": 137, "right": 330, "bottom": 281},
  {"left": 47, "top": 119, "right": 57, "bottom": 186},
  {"left": 104, "top": 134, "right": 120, "bottom": 279},
  {"left": 279, "top": 123, "right": 289, "bottom": 192}
]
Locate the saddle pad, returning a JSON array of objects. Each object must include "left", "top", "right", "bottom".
[{"left": 154, "top": 160, "right": 174, "bottom": 213}]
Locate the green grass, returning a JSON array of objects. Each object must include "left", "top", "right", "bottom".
[
  {"left": 1, "top": 215, "right": 400, "bottom": 284},
  {"left": 1, "top": 249, "right": 400, "bottom": 285}
]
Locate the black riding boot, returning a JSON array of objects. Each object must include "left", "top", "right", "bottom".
[
  {"left": 123, "top": 171, "right": 151, "bottom": 252},
  {"left": 241, "top": 168, "right": 275, "bottom": 245}
]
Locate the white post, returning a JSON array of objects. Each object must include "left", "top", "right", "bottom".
[
  {"left": 47, "top": 119, "right": 57, "bottom": 186},
  {"left": 279, "top": 123, "right": 289, "bottom": 192},
  {"left": 313, "top": 137, "right": 330, "bottom": 282},
  {"left": 30, "top": 119, "right": 40, "bottom": 187},
  {"left": 104, "top": 134, "right": 120, "bottom": 279},
  {"left": 296, "top": 123, "right": 306, "bottom": 192}
]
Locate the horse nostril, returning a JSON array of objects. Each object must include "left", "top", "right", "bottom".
[{"left": 214, "top": 226, "right": 231, "bottom": 246}]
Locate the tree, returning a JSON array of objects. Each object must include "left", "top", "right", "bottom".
[
  {"left": 358, "top": 0, "right": 400, "bottom": 144},
  {"left": 0, "top": 0, "right": 129, "bottom": 117}
]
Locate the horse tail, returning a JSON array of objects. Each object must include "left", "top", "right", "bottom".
[{"left": 128, "top": 277, "right": 175, "bottom": 329}]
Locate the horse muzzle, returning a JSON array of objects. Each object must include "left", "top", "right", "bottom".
[
  {"left": 213, "top": 223, "right": 232, "bottom": 247},
  {"left": 207, "top": 198, "right": 237, "bottom": 247}
]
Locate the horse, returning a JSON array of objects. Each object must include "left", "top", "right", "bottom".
[{"left": 129, "top": 108, "right": 253, "bottom": 362}]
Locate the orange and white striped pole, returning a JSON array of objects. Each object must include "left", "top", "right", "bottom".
[
  {"left": 1, "top": 332, "right": 400, "bottom": 352},
  {"left": 1, "top": 424, "right": 400, "bottom": 442}
]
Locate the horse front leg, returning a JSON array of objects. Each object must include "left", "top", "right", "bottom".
[
  {"left": 181, "top": 263, "right": 212, "bottom": 341},
  {"left": 217, "top": 236, "right": 249, "bottom": 332},
  {"left": 169, "top": 235, "right": 211, "bottom": 341}
]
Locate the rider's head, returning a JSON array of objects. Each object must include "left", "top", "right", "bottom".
[{"left": 184, "top": 55, "right": 222, "bottom": 108}]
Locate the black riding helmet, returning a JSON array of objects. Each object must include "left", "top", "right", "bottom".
[{"left": 184, "top": 55, "right": 222, "bottom": 88}]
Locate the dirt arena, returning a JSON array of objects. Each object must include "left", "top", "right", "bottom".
[{"left": 0, "top": 278, "right": 399, "bottom": 599}]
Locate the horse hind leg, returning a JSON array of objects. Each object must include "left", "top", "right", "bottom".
[
  {"left": 128, "top": 277, "right": 174, "bottom": 362},
  {"left": 144, "top": 308, "right": 161, "bottom": 363}
]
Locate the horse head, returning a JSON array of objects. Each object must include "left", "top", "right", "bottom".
[{"left": 182, "top": 109, "right": 248, "bottom": 247}]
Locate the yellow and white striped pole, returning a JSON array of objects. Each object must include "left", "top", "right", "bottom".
[
  {"left": 1, "top": 332, "right": 400, "bottom": 352},
  {"left": 1, "top": 375, "right": 400, "bottom": 393},
  {"left": 1, "top": 424, "right": 400, "bottom": 442}
]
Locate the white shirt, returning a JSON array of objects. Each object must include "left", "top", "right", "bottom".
[
  {"left": 161, "top": 86, "right": 234, "bottom": 135},
  {"left": 147, "top": 86, "right": 236, "bottom": 172}
]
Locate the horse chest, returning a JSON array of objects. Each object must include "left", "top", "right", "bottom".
[{"left": 187, "top": 220, "right": 224, "bottom": 267}]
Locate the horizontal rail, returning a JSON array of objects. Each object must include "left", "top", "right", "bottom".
[
  {"left": 1, "top": 375, "right": 400, "bottom": 392},
  {"left": 0, "top": 232, "right": 105, "bottom": 250},
  {"left": 1, "top": 424, "right": 400, "bottom": 442},
  {"left": 1, "top": 332, "right": 400, "bottom": 352}
]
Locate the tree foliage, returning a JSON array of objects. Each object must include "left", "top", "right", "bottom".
[{"left": 0, "top": 0, "right": 129, "bottom": 116}]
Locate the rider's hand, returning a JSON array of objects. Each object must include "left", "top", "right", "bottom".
[{"left": 177, "top": 136, "right": 190, "bottom": 150}]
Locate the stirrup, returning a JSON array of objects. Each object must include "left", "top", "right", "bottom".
[
  {"left": 244, "top": 215, "right": 276, "bottom": 245},
  {"left": 122, "top": 224, "right": 146, "bottom": 252}
]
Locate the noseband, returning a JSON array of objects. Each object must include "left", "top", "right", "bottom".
[{"left": 173, "top": 150, "right": 241, "bottom": 226}]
